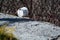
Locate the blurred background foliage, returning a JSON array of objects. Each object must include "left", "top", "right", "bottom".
[{"left": 0, "top": 25, "right": 17, "bottom": 40}]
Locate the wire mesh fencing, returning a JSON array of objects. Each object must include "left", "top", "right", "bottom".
[{"left": 0, "top": 0, "right": 60, "bottom": 26}]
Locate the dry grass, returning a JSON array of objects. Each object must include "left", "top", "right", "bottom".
[{"left": 0, "top": 24, "right": 17, "bottom": 40}]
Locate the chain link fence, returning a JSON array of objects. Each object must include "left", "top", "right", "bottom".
[
  {"left": 0, "top": 0, "right": 32, "bottom": 15},
  {"left": 0, "top": 0, "right": 60, "bottom": 26},
  {"left": 32, "top": 0, "right": 60, "bottom": 26}
]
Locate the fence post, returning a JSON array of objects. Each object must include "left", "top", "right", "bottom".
[{"left": 0, "top": 0, "right": 4, "bottom": 12}]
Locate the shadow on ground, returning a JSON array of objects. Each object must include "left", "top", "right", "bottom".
[
  {"left": 0, "top": 18, "right": 33, "bottom": 21},
  {"left": 0, "top": 18, "right": 33, "bottom": 26},
  {"left": 0, "top": 18, "right": 33, "bottom": 23}
]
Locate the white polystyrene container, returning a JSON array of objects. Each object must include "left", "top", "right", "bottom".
[{"left": 17, "top": 7, "right": 28, "bottom": 17}]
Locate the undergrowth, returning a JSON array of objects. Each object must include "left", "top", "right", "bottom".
[{"left": 0, "top": 24, "right": 17, "bottom": 40}]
